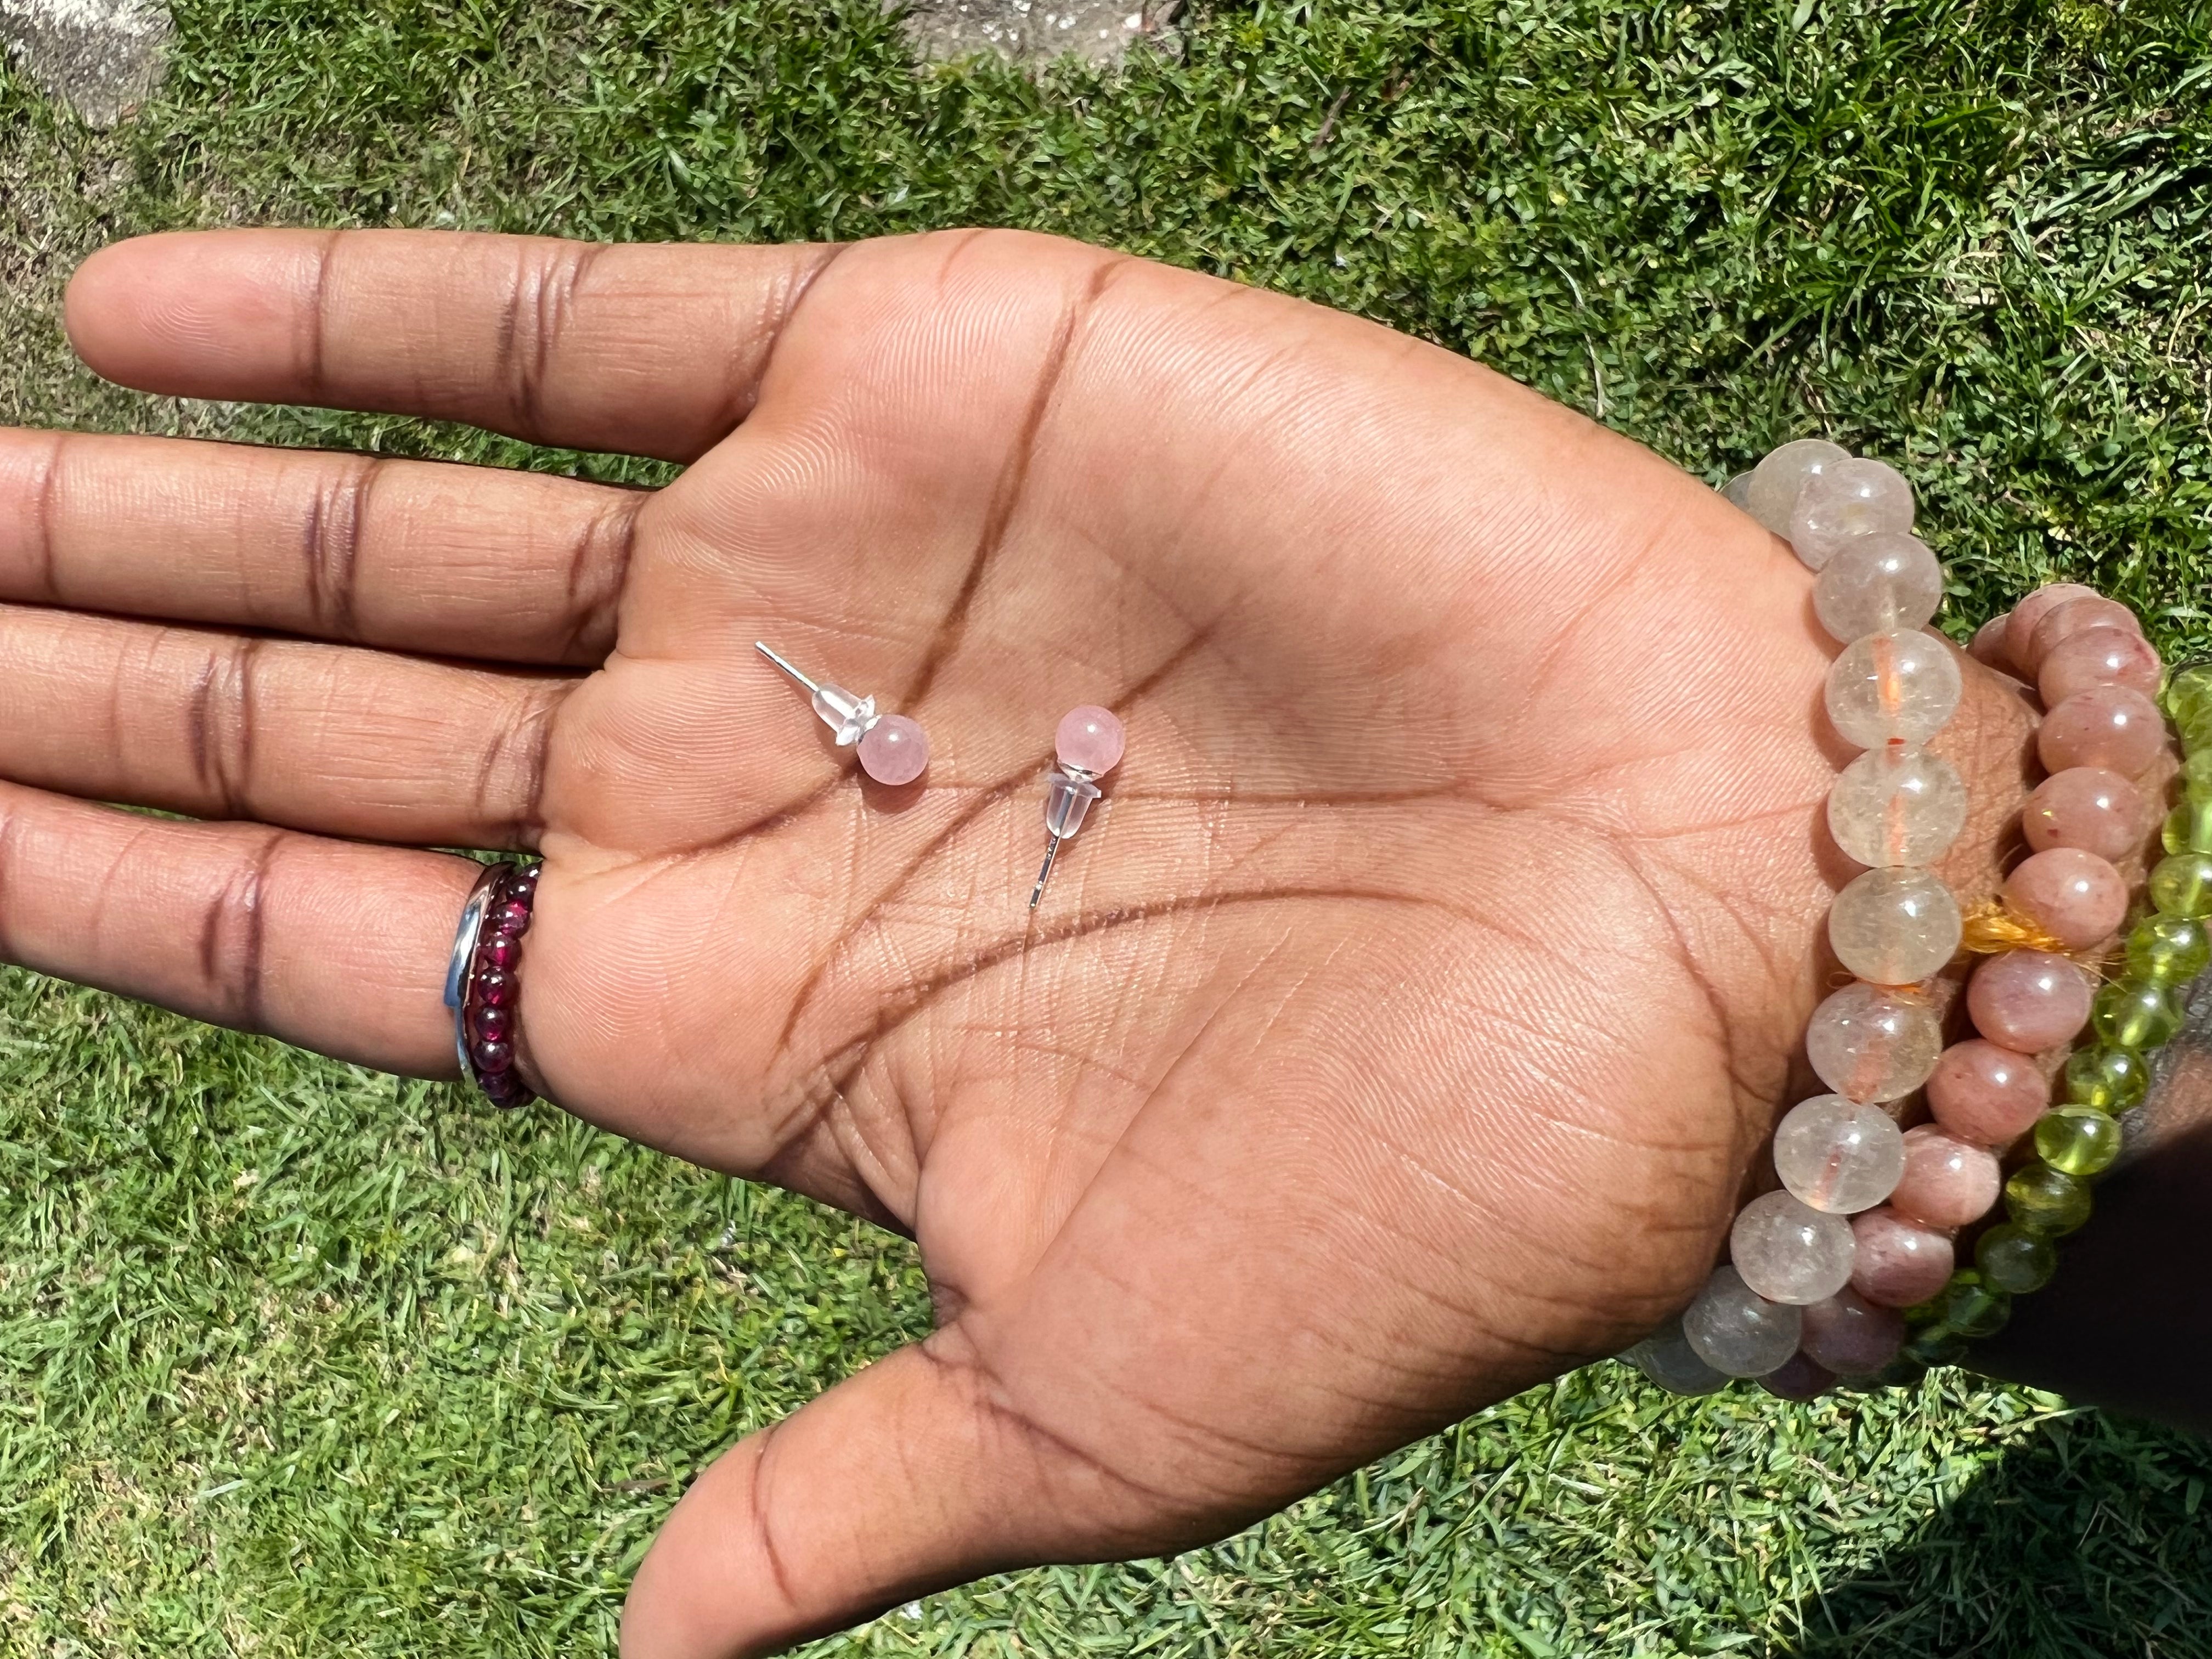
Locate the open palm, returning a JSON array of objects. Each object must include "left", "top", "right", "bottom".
[{"left": 0, "top": 228, "right": 2021, "bottom": 1655}]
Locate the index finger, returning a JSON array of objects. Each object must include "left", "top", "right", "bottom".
[{"left": 64, "top": 229, "right": 845, "bottom": 463}]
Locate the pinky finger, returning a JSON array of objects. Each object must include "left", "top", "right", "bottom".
[{"left": 0, "top": 782, "right": 476, "bottom": 1076}]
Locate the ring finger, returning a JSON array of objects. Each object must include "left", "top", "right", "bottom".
[{"left": 0, "top": 779, "right": 473, "bottom": 1075}]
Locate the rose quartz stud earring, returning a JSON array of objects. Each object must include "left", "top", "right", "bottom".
[
  {"left": 755, "top": 642, "right": 929, "bottom": 786},
  {"left": 1030, "top": 704, "right": 1125, "bottom": 908}
]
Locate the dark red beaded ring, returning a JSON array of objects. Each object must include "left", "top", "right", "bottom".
[{"left": 442, "top": 861, "right": 540, "bottom": 1110}]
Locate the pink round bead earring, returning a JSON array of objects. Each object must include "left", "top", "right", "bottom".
[
  {"left": 755, "top": 642, "right": 930, "bottom": 786},
  {"left": 1030, "top": 704, "right": 1125, "bottom": 908}
]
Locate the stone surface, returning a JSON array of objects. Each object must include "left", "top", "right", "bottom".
[
  {"left": 1804, "top": 982, "right": 1942, "bottom": 1103},
  {"left": 1889, "top": 1125, "right": 2002, "bottom": 1229},
  {"left": 1773, "top": 1094, "right": 1906, "bottom": 1214},
  {"left": 899, "top": 0, "right": 1180, "bottom": 67},
  {"left": 0, "top": 0, "right": 170, "bottom": 127},
  {"left": 1849, "top": 1205, "right": 1955, "bottom": 1307},
  {"left": 1732, "top": 1189, "right": 1859, "bottom": 1304}
]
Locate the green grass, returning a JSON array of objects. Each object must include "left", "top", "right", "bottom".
[{"left": 7, "top": 0, "right": 2212, "bottom": 1651}]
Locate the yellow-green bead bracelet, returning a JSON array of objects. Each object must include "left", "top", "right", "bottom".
[
  {"left": 2151, "top": 853, "right": 2212, "bottom": 918},
  {"left": 2126, "top": 913, "right": 2212, "bottom": 985},
  {"left": 2164, "top": 798, "right": 2212, "bottom": 856},
  {"left": 1937, "top": 1271, "right": 2011, "bottom": 1338},
  {"left": 2035, "top": 1105, "right": 2124, "bottom": 1177},
  {"left": 2184, "top": 747, "right": 2212, "bottom": 802},
  {"left": 2091, "top": 977, "right": 2184, "bottom": 1050},
  {"left": 1976, "top": 1224, "right": 2057, "bottom": 1294},
  {"left": 2006, "top": 1162, "right": 2094, "bottom": 1235},
  {"left": 2063, "top": 1043, "right": 2152, "bottom": 1112}
]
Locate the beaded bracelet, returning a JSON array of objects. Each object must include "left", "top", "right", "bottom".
[
  {"left": 443, "top": 859, "right": 540, "bottom": 1111},
  {"left": 1627, "top": 444, "right": 2186, "bottom": 1398}
]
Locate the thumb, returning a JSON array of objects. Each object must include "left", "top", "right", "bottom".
[{"left": 618, "top": 1329, "right": 1172, "bottom": 1658}]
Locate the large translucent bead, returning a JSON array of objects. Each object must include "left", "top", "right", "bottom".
[
  {"left": 1773, "top": 1094, "right": 1906, "bottom": 1214},
  {"left": 1849, "top": 1206, "right": 1954, "bottom": 1307},
  {"left": 1683, "top": 1265, "right": 1803, "bottom": 1377},
  {"left": 1825, "top": 629, "right": 1962, "bottom": 748},
  {"left": 1788, "top": 458, "right": 1917, "bottom": 569},
  {"left": 1813, "top": 533, "right": 1943, "bottom": 642},
  {"left": 1759, "top": 1352, "right": 1836, "bottom": 1401},
  {"left": 1747, "top": 438, "right": 1849, "bottom": 537},
  {"left": 1800, "top": 1288, "right": 1905, "bottom": 1376},
  {"left": 1733, "top": 1192, "right": 1858, "bottom": 1304},
  {"left": 1624, "top": 1314, "right": 1728, "bottom": 1396},
  {"left": 1829, "top": 867, "right": 1962, "bottom": 985},
  {"left": 1827, "top": 744, "right": 1967, "bottom": 867},
  {"left": 1804, "top": 981, "right": 1942, "bottom": 1102}
]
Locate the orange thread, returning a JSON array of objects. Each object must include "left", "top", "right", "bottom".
[{"left": 1959, "top": 899, "right": 2073, "bottom": 957}]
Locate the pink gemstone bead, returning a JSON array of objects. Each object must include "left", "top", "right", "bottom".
[
  {"left": 2039, "top": 626, "right": 2162, "bottom": 707},
  {"left": 2004, "top": 846, "right": 2128, "bottom": 949},
  {"left": 1889, "top": 1125, "right": 2002, "bottom": 1228},
  {"left": 856, "top": 714, "right": 929, "bottom": 786},
  {"left": 2025, "top": 594, "right": 2141, "bottom": 672},
  {"left": 2005, "top": 583, "right": 2097, "bottom": 668},
  {"left": 1966, "top": 949, "right": 2091, "bottom": 1052},
  {"left": 1803, "top": 981, "right": 1942, "bottom": 1103},
  {"left": 1055, "top": 706, "right": 1125, "bottom": 775},
  {"left": 1969, "top": 613, "right": 2014, "bottom": 673},
  {"left": 1926, "top": 1039, "right": 2049, "bottom": 1146},
  {"left": 1800, "top": 1288, "right": 1906, "bottom": 1375},
  {"left": 1849, "top": 1206, "right": 1955, "bottom": 1308},
  {"left": 2022, "top": 766, "right": 2143, "bottom": 860},
  {"left": 2038, "top": 686, "right": 2165, "bottom": 777},
  {"left": 1759, "top": 1351, "right": 1836, "bottom": 1401}
]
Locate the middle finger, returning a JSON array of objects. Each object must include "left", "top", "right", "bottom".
[
  {"left": 0, "top": 602, "right": 571, "bottom": 848},
  {"left": 0, "top": 428, "right": 644, "bottom": 665}
]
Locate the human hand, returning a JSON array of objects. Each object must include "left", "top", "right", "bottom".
[{"left": 0, "top": 228, "right": 2041, "bottom": 1654}]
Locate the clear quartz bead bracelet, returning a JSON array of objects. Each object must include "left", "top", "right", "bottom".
[{"left": 1629, "top": 443, "right": 2188, "bottom": 1399}]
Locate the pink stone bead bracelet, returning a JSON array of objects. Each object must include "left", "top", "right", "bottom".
[{"left": 1632, "top": 444, "right": 2181, "bottom": 1399}]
